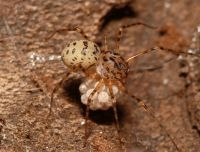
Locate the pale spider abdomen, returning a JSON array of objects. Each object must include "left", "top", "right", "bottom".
[
  {"left": 61, "top": 40, "right": 101, "bottom": 70},
  {"left": 96, "top": 51, "right": 129, "bottom": 80}
]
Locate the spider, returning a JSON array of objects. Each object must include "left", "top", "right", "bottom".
[{"left": 47, "top": 22, "right": 194, "bottom": 151}]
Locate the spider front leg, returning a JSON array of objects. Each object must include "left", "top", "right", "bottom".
[
  {"left": 103, "top": 33, "right": 109, "bottom": 51},
  {"left": 115, "top": 22, "right": 156, "bottom": 52},
  {"left": 125, "top": 90, "right": 181, "bottom": 152},
  {"left": 108, "top": 84, "right": 120, "bottom": 132},
  {"left": 107, "top": 81, "right": 125, "bottom": 150},
  {"left": 45, "top": 26, "right": 89, "bottom": 40},
  {"left": 125, "top": 46, "right": 194, "bottom": 63}
]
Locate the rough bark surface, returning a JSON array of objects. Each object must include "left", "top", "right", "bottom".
[{"left": 0, "top": 0, "right": 200, "bottom": 152}]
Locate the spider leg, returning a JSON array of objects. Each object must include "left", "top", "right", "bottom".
[
  {"left": 125, "top": 90, "right": 180, "bottom": 152},
  {"left": 103, "top": 33, "right": 109, "bottom": 51},
  {"left": 126, "top": 46, "right": 160, "bottom": 62},
  {"left": 73, "top": 26, "right": 89, "bottom": 40},
  {"left": 48, "top": 73, "right": 70, "bottom": 118},
  {"left": 0, "top": 35, "right": 21, "bottom": 43},
  {"left": 45, "top": 26, "right": 89, "bottom": 41},
  {"left": 107, "top": 82, "right": 125, "bottom": 150},
  {"left": 84, "top": 79, "right": 104, "bottom": 145},
  {"left": 115, "top": 22, "right": 156, "bottom": 52},
  {"left": 157, "top": 46, "right": 200, "bottom": 57},
  {"left": 49, "top": 62, "right": 95, "bottom": 118},
  {"left": 129, "top": 57, "right": 175, "bottom": 73},
  {"left": 126, "top": 46, "right": 200, "bottom": 63}
]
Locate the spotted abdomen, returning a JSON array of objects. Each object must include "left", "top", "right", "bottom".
[{"left": 61, "top": 40, "right": 101, "bottom": 71}]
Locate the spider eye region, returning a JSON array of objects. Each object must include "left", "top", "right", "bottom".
[
  {"left": 61, "top": 40, "right": 101, "bottom": 70},
  {"left": 96, "top": 51, "right": 129, "bottom": 80}
]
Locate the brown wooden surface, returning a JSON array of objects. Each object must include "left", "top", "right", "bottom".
[{"left": 0, "top": 0, "right": 200, "bottom": 151}]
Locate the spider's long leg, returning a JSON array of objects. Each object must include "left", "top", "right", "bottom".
[
  {"left": 125, "top": 90, "right": 180, "bottom": 152},
  {"left": 115, "top": 22, "right": 156, "bottom": 52},
  {"left": 126, "top": 46, "right": 160, "bottom": 62},
  {"left": 0, "top": 35, "right": 21, "bottom": 43},
  {"left": 126, "top": 46, "right": 200, "bottom": 63},
  {"left": 107, "top": 82, "right": 124, "bottom": 149},
  {"left": 48, "top": 73, "right": 70, "bottom": 118},
  {"left": 84, "top": 79, "right": 104, "bottom": 145},
  {"left": 108, "top": 85, "right": 120, "bottom": 132},
  {"left": 103, "top": 33, "right": 109, "bottom": 51},
  {"left": 129, "top": 57, "right": 175, "bottom": 73},
  {"left": 45, "top": 26, "right": 89, "bottom": 41}
]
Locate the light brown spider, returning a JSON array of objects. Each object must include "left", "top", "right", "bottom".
[{"left": 48, "top": 22, "right": 188, "bottom": 151}]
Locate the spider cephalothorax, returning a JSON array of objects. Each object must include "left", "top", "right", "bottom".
[{"left": 96, "top": 51, "right": 129, "bottom": 81}]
